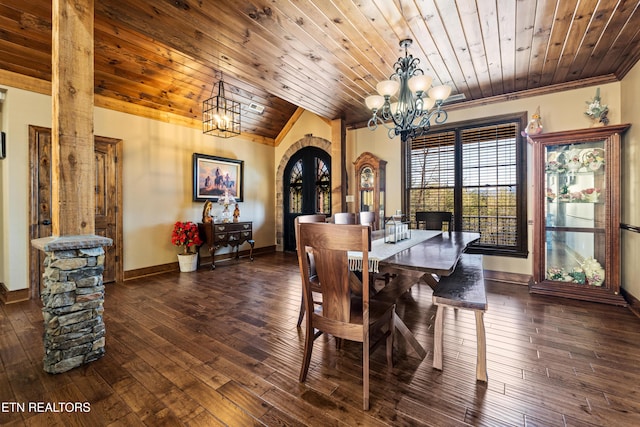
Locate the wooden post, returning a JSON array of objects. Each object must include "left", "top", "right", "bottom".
[
  {"left": 51, "top": 0, "right": 95, "bottom": 236},
  {"left": 331, "top": 118, "right": 346, "bottom": 213}
]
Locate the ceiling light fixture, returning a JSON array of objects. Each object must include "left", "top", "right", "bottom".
[
  {"left": 203, "top": 72, "right": 241, "bottom": 138},
  {"left": 365, "top": 39, "right": 451, "bottom": 140}
]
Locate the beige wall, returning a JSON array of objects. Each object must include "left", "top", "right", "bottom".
[
  {"left": 0, "top": 87, "right": 53, "bottom": 292},
  {"left": 620, "top": 60, "right": 640, "bottom": 298},
  {"left": 0, "top": 84, "right": 275, "bottom": 292}
]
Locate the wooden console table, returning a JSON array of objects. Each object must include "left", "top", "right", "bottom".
[{"left": 198, "top": 221, "right": 255, "bottom": 269}]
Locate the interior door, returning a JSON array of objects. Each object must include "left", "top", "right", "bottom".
[
  {"left": 93, "top": 139, "right": 120, "bottom": 283},
  {"left": 283, "top": 147, "right": 331, "bottom": 251},
  {"left": 29, "top": 126, "right": 123, "bottom": 298}
]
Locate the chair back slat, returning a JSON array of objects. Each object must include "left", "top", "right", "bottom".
[{"left": 313, "top": 248, "right": 351, "bottom": 322}]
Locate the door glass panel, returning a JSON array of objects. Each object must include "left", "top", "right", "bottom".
[
  {"left": 289, "top": 159, "right": 303, "bottom": 213},
  {"left": 315, "top": 157, "right": 330, "bottom": 213}
]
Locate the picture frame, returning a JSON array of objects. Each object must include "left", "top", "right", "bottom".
[{"left": 193, "top": 153, "right": 244, "bottom": 202}]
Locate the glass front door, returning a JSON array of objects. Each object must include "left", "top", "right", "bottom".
[{"left": 283, "top": 147, "right": 331, "bottom": 251}]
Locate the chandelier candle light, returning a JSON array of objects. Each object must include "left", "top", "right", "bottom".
[{"left": 365, "top": 39, "right": 452, "bottom": 139}]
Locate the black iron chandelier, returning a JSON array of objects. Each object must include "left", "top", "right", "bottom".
[
  {"left": 203, "top": 73, "right": 241, "bottom": 138},
  {"left": 365, "top": 39, "right": 451, "bottom": 140}
]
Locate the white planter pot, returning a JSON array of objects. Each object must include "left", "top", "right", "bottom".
[{"left": 178, "top": 253, "right": 198, "bottom": 272}]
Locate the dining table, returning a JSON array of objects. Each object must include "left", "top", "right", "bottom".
[{"left": 348, "top": 229, "right": 481, "bottom": 359}]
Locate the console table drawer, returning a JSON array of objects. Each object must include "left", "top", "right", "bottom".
[{"left": 215, "top": 233, "right": 229, "bottom": 244}]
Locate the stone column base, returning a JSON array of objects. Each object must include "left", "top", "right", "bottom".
[{"left": 32, "top": 235, "right": 112, "bottom": 374}]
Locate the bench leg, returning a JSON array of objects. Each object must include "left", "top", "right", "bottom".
[
  {"left": 433, "top": 304, "right": 445, "bottom": 370},
  {"left": 475, "top": 310, "right": 488, "bottom": 382}
]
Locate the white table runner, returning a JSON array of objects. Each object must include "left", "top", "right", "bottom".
[{"left": 348, "top": 230, "right": 440, "bottom": 273}]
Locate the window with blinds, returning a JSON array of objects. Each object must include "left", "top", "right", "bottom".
[{"left": 407, "top": 113, "right": 527, "bottom": 257}]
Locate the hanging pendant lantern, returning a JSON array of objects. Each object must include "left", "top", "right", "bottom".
[{"left": 203, "top": 73, "right": 241, "bottom": 138}]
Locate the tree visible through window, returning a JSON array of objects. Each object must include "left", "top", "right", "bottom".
[{"left": 406, "top": 113, "right": 528, "bottom": 257}]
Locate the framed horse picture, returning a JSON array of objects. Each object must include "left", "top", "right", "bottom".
[{"left": 193, "top": 153, "right": 244, "bottom": 202}]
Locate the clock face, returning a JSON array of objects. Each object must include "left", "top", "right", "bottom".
[{"left": 360, "top": 166, "right": 374, "bottom": 188}]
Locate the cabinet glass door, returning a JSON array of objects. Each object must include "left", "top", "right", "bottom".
[{"left": 544, "top": 140, "right": 606, "bottom": 287}]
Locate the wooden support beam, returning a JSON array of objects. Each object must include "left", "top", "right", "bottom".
[
  {"left": 274, "top": 107, "right": 305, "bottom": 146},
  {"left": 51, "top": 0, "right": 95, "bottom": 236},
  {"left": 331, "top": 118, "right": 346, "bottom": 214}
]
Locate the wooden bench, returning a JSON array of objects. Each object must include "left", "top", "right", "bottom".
[{"left": 432, "top": 253, "right": 488, "bottom": 382}]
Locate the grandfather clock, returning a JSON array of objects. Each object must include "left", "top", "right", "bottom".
[{"left": 354, "top": 152, "right": 386, "bottom": 229}]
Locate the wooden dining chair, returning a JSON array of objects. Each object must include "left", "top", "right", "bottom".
[
  {"left": 296, "top": 222, "right": 395, "bottom": 410},
  {"left": 294, "top": 214, "right": 327, "bottom": 327},
  {"left": 333, "top": 212, "right": 357, "bottom": 224},
  {"left": 359, "top": 211, "right": 377, "bottom": 230},
  {"left": 415, "top": 211, "right": 453, "bottom": 232}
]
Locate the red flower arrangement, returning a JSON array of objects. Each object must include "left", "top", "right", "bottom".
[{"left": 171, "top": 221, "right": 202, "bottom": 254}]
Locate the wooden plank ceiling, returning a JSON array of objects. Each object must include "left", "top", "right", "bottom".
[{"left": 1, "top": 0, "right": 639, "bottom": 143}]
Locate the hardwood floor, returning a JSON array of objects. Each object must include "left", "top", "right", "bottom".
[{"left": 1, "top": 252, "right": 640, "bottom": 426}]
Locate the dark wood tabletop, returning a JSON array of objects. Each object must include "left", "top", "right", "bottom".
[{"left": 379, "top": 231, "right": 481, "bottom": 276}]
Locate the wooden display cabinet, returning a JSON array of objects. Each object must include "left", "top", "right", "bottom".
[
  {"left": 529, "top": 124, "right": 629, "bottom": 305},
  {"left": 354, "top": 152, "right": 386, "bottom": 230}
]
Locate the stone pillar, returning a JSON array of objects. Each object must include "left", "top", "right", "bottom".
[{"left": 31, "top": 235, "right": 112, "bottom": 374}]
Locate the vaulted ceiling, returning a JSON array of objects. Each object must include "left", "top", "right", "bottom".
[{"left": 1, "top": 1, "right": 639, "bottom": 143}]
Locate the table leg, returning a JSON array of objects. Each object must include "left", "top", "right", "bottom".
[
  {"left": 209, "top": 246, "right": 218, "bottom": 270},
  {"left": 421, "top": 273, "right": 439, "bottom": 289},
  {"left": 393, "top": 312, "right": 426, "bottom": 359}
]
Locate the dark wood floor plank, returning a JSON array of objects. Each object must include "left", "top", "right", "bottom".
[
  {"left": 182, "top": 380, "right": 262, "bottom": 426},
  {"left": 105, "top": 412, "right": 147, "bottom": 427},
  {"left": 182, "top": 410, "right": 226, "bottom": 427},
  {"left": 2, "top": 252, "right": 640, "bottom": 426},
  {"left": 259, "top": 386, "right": 354, "bottom": 427},
  {"left": 111, "top": 376, "right": 174, "bottom": 423},
  {"left": 216, "top": 380, "right": 271, "bottom": 419}
]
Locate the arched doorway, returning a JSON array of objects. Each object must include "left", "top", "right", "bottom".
[{"left": 282, "top": 146, "right": 331, "bottom": 251}]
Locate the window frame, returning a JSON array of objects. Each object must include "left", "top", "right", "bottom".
[{"left": 402, "top": 112, "right": 528, "bottom": 258}]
